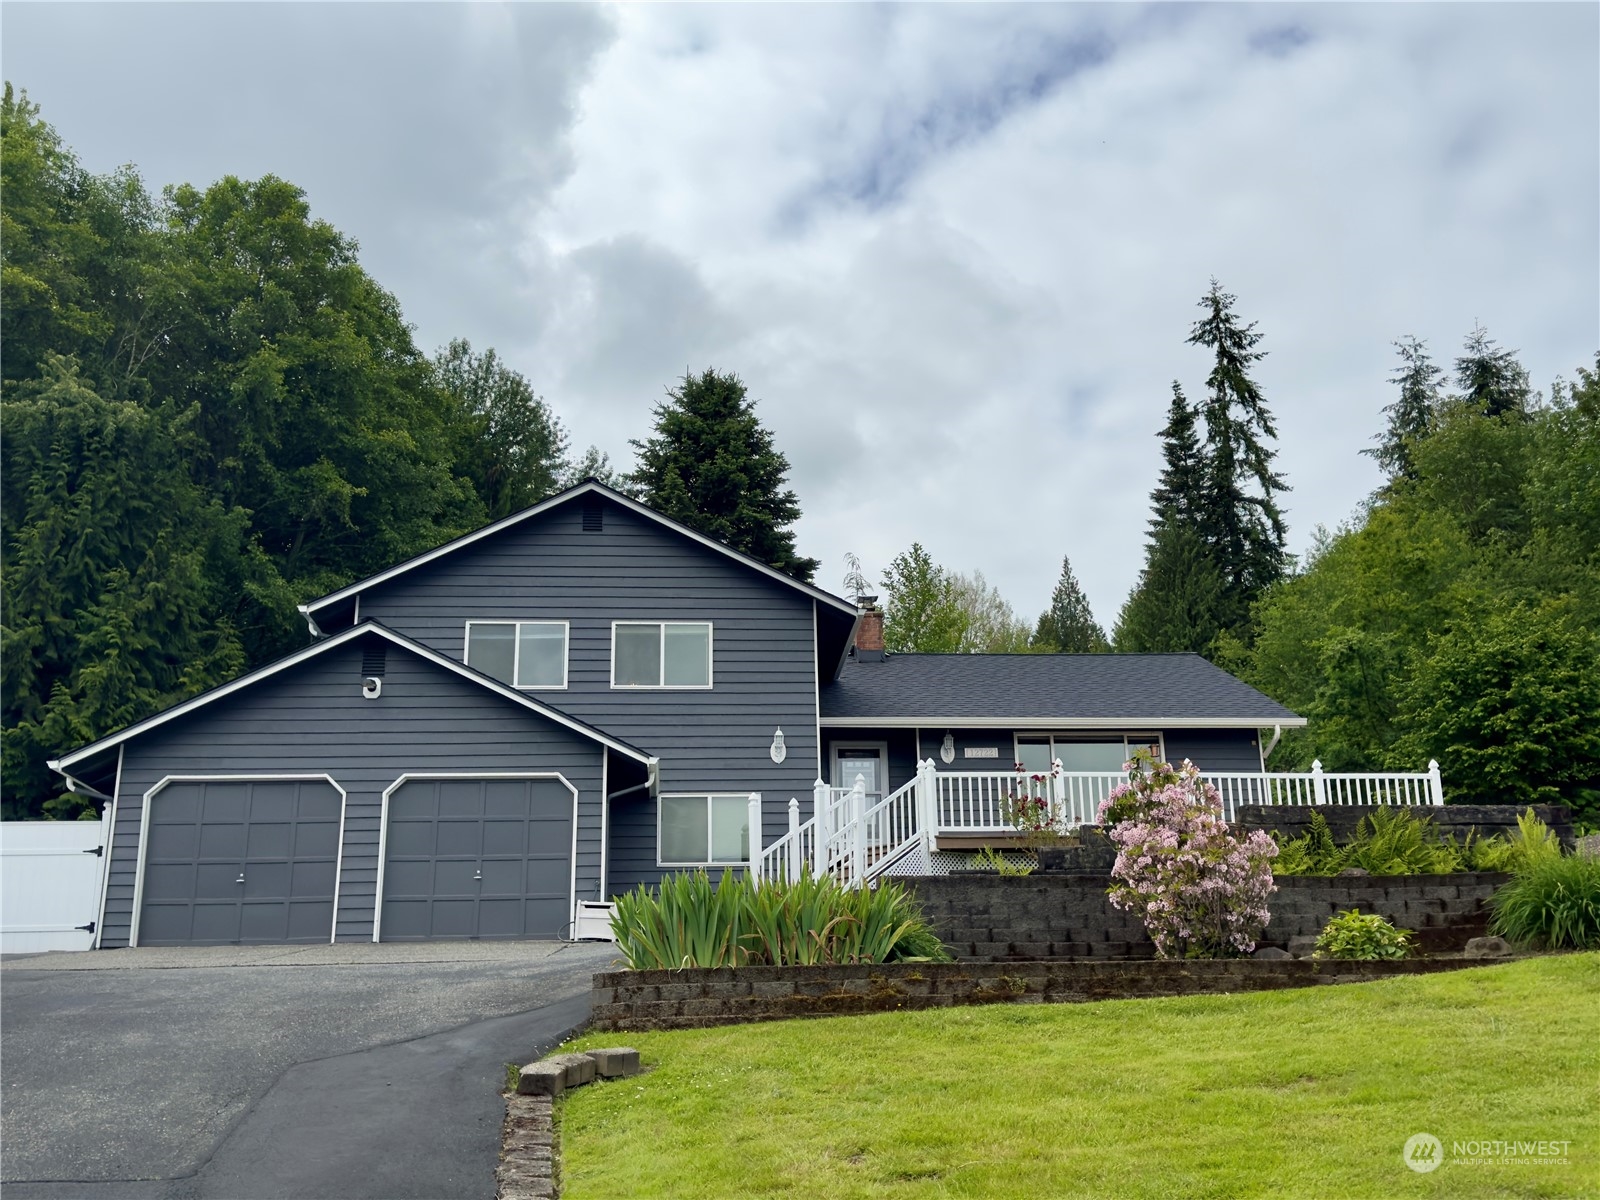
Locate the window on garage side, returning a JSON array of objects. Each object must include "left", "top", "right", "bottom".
[
  {"left": 464, "top": 621, "right": 568, "bottom": 688},
  {"left": 659, "top": 794, "right": 749, "bottom": 865},
  {"left": 612, "top": 621, "right": 712, "bottom": 688}
]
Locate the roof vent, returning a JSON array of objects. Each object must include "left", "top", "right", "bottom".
[
  {"left": 361, "top": 644, "right": 387, "bottom": 677},
  {"left": 581, "top": 500, "right": 604, "bottom": 532}
]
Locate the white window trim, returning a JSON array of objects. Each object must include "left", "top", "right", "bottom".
[
  {"left": 657, "top": 792, "right": 751, "bottom": 867},
  {"left": 373, "top": 772, "right": 580, "bottom": 943},
  {"left": 129, "top": 774, "right": 348, "bottom": 949},
  {"left": 1013, "top": 731, "right": 1166, "bottom": 767},
  {"left": 609, "top": 621, "right": 714, "bottom": 690},
  {"left": 464, "top": 619, "right": 570, "bottom": 690}
]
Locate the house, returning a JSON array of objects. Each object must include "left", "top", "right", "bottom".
[{"left": 51, "top": 480, "right": 1339, "bottom": 949}]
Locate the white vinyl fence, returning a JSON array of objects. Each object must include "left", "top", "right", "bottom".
[{"left": 1, "top": 815, "right": 111, "bottom": 953}]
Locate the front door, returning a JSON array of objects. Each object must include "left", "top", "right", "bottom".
[{"left": 832, "top": 746, "right": 885, "bottom": 802}]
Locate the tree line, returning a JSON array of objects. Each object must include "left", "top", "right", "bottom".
[
  {"left": 6, "top": 83, "right": 1595, "bottom": 823},
  {"left": 862, "top": 284, "right": 1598, "bottom": 823},
  {"left": 1, "top": 87, "right": 810, "bottom": 817}
]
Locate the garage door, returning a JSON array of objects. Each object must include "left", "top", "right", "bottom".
[
  {"left": 138, "top": 779, "right": 342, "bottom": 946},
  {"left": 380, "top": 777, "right": 573, "bottom": 941}
]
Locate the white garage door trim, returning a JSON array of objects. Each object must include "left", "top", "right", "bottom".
[
  {"left": 373, "top": 772, "right": 580, "bottom": 943},
  {"left": 130, "top": 774, "right": 348, "bottom": 948}
]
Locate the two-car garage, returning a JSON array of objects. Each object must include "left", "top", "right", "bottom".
[
  {"left": 58, "top": 625, "right": 642, "bottom": 950},
  {"left": 134, "top": 774, "right": 577, "bottom": 946}
]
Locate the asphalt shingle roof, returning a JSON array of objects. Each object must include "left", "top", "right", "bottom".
[{"left": 819, "top": 653, "right": 1302, "bottom": 723}]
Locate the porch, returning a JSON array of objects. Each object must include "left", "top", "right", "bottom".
[{"left": 750, "top": 758, "right": 1446, "bottom": 887}]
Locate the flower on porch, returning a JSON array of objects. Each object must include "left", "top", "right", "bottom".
[{"left": 1099, "top": 754, "right": 1278, "bottom": 958}]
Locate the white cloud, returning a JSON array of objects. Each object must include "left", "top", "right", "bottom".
[{"left": 6, "top": 2, "right": 1595, "bottom": 625}]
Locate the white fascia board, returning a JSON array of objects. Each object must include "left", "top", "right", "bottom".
[
  {"left": 51, "top": 622, "right": 653, "bottom": 773},
  {"left": 818, "top": 716, "right": 1308, "bottom": 730},
  {"left": 302, "top": 481, "right": 858, "bottom": 620}
]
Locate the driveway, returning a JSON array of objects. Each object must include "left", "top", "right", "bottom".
[{"left": 1, "top": 941, "right": 619, "bottom": 1199}]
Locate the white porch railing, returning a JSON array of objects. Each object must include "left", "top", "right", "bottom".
[{"left": 751, "top": 758, "right": 1445, "bottom": 888}]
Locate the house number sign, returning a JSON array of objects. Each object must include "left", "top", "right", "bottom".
[{"left": 964, "top": 747, "right": 999, "bottom": 759}]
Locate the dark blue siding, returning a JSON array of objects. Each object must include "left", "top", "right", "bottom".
[
  {"left": 1162, "top": 729, "right": 1263, "bottom": 772},
  {"left": 103, "top": 638, "right": 606, "bottom": 946},
  {"left": 351, "top": 497, "right": 823, "bottom": 893}
]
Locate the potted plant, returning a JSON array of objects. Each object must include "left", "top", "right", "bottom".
[{"left": 1002, "top": 762, "right": 1072, "bottom": 870}]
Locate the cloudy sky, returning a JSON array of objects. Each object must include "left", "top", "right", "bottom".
[{"left": 6, "top": 3, "right": 1596, "bottom": 625}]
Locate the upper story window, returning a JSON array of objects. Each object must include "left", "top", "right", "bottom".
[
  {"left": 465, "top": 621, "right": 568, "bottom": 689},
  {"left": 612, "top": 621, "right": 712, "bottom": 689}
]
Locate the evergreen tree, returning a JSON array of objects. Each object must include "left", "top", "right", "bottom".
[
  {"left": 1113, "top": 522, "right": 1225, "bottom": 653},
  {"left": 628, "top": 369, "right": 818, "bottom": 581},
  {"left": 1454, "top": 323, "right": 1532, "bottom": 418},
  {"left": 1033, "top": 556, "right": 1108, "bottom": 652},
  {"left": 1366, "top": 336, "right": 1443, "bottom": 483},
  {"left": 1147, "top": 383, "right": 1207, "bottom": 538},
  {"left": 1, "top": 358, "right": 250, "bottom": 817},
  {"left": 1187, "top": 280, "right": 1289, "bottom": 634}
]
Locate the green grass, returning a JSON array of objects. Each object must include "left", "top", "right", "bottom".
[{"left": 559, "top": 955, "right": 1600, "bottom": 1199}]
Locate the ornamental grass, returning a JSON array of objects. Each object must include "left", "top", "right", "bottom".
[{"left": 610, "top": 870, "right": 950, "bottom": 970}]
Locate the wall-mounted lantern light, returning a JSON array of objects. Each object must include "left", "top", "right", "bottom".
[
  {"left": 770, "top": 728, "right": 787, "bottom": 764},
  {"left": 940, "top": 732, "right": 955, "bottom": 764}
]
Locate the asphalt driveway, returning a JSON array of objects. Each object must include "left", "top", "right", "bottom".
[{"left": 1, "top": 940, "right": 619, "bottom": 1199}]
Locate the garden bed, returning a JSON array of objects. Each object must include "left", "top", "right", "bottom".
[{"left": 589, "top": 955, "right": 1509, "bottom": 1031}]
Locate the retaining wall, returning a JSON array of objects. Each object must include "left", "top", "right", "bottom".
[
  {"left": 589, "top": 957, "right": 1502, "bottom": 1032},
  {"left": 906, "top": 871, "right": 1511, "bottom": 960}
]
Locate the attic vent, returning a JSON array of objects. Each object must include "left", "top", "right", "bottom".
[
  {"left": 361, "top": 644, "right": 387, "bottom": 677},
  {"left": 581, "top": 500, "right": 604, "bottom": 532}
]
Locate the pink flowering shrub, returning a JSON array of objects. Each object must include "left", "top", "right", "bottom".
[{"left": 1097, "top": 755, "right": 1278, "bottom": 958}]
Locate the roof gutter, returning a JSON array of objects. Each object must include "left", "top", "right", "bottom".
[
  {"left": 47, "top": 764, "right": 114, "bottom": 805},
  {"left": 1262, "top": 723, "right": 1285, "bottom": 762},
  {"left": 297, "top": 604, "right": 325, "bottom": 641}
]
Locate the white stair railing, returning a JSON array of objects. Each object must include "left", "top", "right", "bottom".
[{"left": 751, "top": 759, "right": 1445, "bottom": 884}]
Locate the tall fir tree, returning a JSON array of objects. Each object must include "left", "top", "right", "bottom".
[
  {"left": 1367, "top": 336, "right": 1444, "bottom": 483},
  {"left": 1113, "top": 522, "right": 1225, "bottom": 653},
  {"left": 1187, "top": 279, "right": 1289, "bottom": 636},
  {"left": 1033, "top": 556, "right": 1108, "bottom": 652},
  {"left": 1454, "top": 323, "right": 1531, "bottom": 418},
  {"left": 628, "top": 369, "right": 819, "bottom": 582},
  {"left": 1146, "top": 382, "right": 1207, "bottom": 537}
]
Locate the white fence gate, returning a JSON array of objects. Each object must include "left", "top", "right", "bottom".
[{"left": 1, "top": 815, "right": 111, "bottom": 953}]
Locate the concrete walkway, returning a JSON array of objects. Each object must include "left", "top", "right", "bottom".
[{"left": 1, "top": 941, "right": 618, "bottom": 1198}]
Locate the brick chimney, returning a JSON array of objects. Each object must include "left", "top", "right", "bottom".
[{"left": 854, "top": 595, "right": 885, "bottom": 663}]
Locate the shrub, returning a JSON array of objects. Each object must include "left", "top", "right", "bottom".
[
  {"left": 1488, "top": 855, "right": 1600, "bottom": 951},
  {"left": 1099, "top": 756, "right": 1279, "bottom": 958},
  {"left": 610, "top": 870, "right": 951, "bottom": 969},
  {"left": 1313, "top": 909, "right": 1413, "bottom": 960},
  {"left": 973, "top": 846, "right": 1034, "bottom": 876}
]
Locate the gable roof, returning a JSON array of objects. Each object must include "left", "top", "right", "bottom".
[
  {"left": 819, "top": 653, "right": 1304, "bottom": 728},
  {"left": 299, "top": 479, "right": 859, "bottom": 624},
  {"left": 50, "top": 622, "right": 655, "bottom": 785}
]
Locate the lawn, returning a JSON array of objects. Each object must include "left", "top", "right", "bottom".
[{"left": 559, "top": 954, "right": 1599, "bottom": 1199}]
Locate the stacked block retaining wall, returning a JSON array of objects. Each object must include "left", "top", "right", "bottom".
[{"left": 905, "top": 871, "right": 1511, "bottom": 960}]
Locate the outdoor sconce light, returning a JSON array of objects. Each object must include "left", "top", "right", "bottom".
[
  {"left": 362, "top": 677, "right": 382, "bottom": 700},
  {"left": 770, "top": 728, "right": 787, "bottom": 764},
  {"left": 940, "top": 732, "right": 956, "bottom": 764}
]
